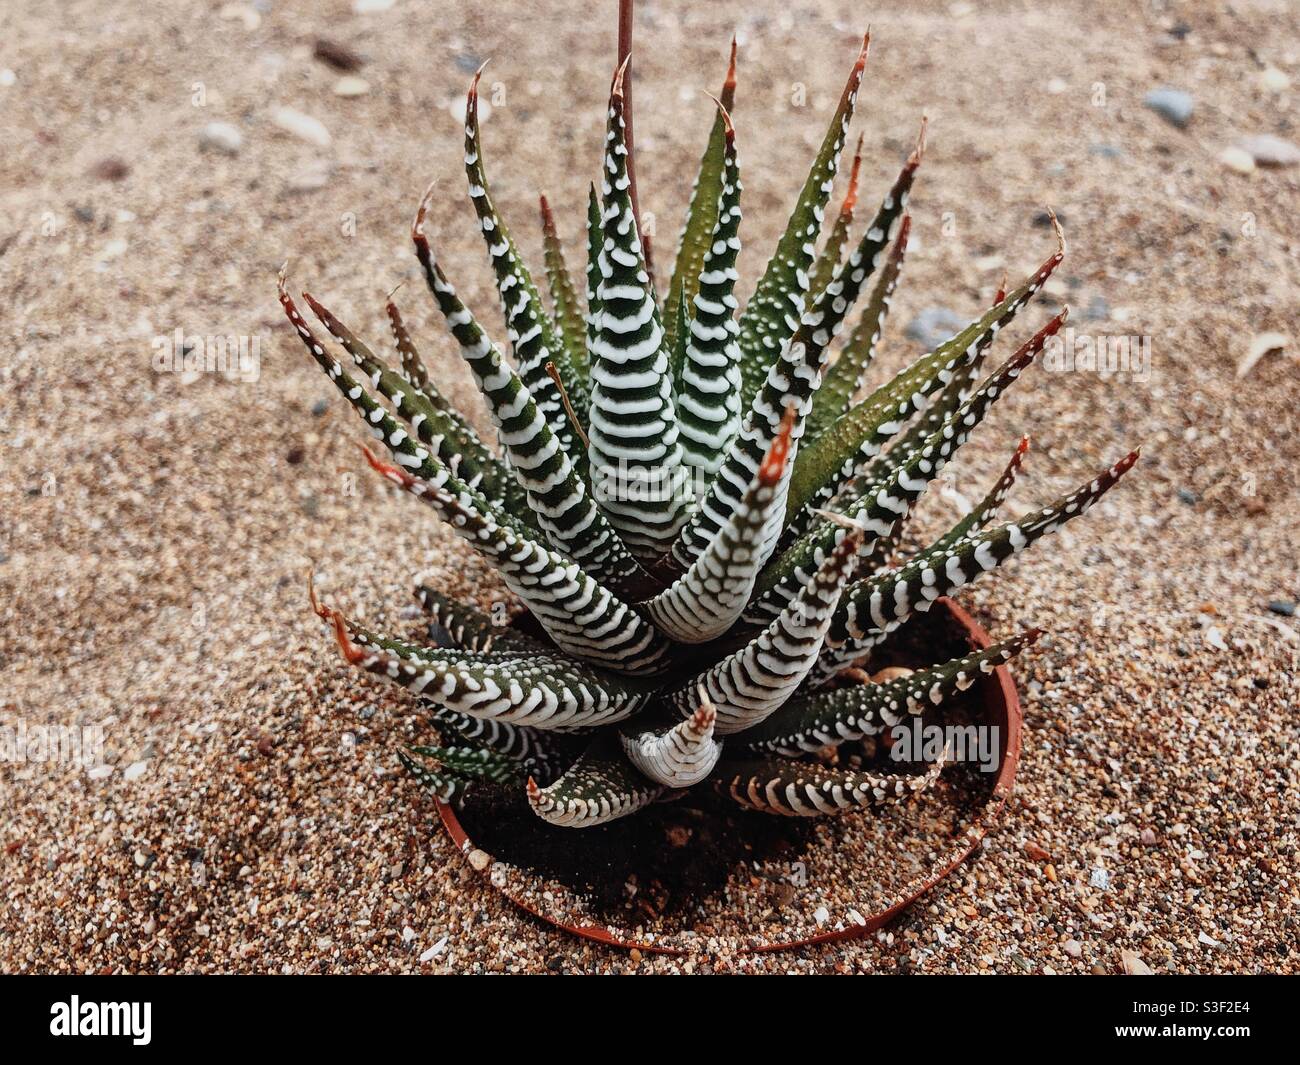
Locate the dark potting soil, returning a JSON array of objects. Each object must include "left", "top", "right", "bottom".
[{"left": 453, "top": 603, "right": 992, "bottom": 925}]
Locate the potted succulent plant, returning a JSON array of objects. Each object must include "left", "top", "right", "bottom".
[{"left": 283, "top": 0, "right": 1136, "bottom": 952}]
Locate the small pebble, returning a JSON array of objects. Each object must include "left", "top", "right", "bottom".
[
  {"left": 1237, "top": 134, "right": 1300, "bottom": 168},
  {"left": 1121, "top": 949, "right": 1154, "bottom": 975},
  {"left": 333, "top": 76, "right": 370, "bottom": 98},
  {"left": 813, "top": 905, "right": 829, "bottom": 925},
  {"left": 313, "top": 38, "right": 365, "bottom": 72},
  {"left": 199, "top": 122, "right": 243, "bottom": 156},
  {"left": 123, "top": 760, "right": 148, "bottom": 782},
  {"left": 418, "top": 936, "right": 448, "bottom": 962},
  {"left": 1260, "top": 66, "right": 1291, "bottom": 93},
  {"left": 1237, "top": 332, "right": 1288, "bottom": 378},
  {"left": 1143, "top": 87, "right": 1194, "bottom": 128},
  {"left": 467, "top": 848, "right": 491, "bottom": 872},
  {"left": 286, "top": 160, "right": 333, "bottom": 194},
  {"left": 91, "top": 157, "right": 130, "bottom": 181},
  {"left": 1063, "top": 940, "right": 1082, "bottom": 958},
  {"left": 218, "top": 2, "right": 260, "bottom": 30},
  {"left": 272, "top": 107, "right": 331, "bottom": 148},
  {"left": 1218, "top": 146, "right": 1255, "bottom": 175},
  {"left": 1265, "top": 600, "right": 1296, "bottom": 617},
  {"left": 311, "top": 398, "right": 330, "bottom": 417}
]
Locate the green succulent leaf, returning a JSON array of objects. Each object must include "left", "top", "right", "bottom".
[
  {"left": 785, "top": 234, "right": 1065, "bottom": 522},
  {"left": 463, "top": 70, "right": 589, "bottom": 455},
  {"left": 665, "top": 37, "right": 738, "bottom": 371},
  {"left": 527, "top": 737, "right": 663, "bottom": 827},
  {"left": 587, "top": 63, "right": 694, "bottom": 561},
  {"left": 539, "top": 193, "right": 591, "bottom": 399},
  {"left": 718, "top": 753, "right": 945, "bottom": 817},
  {"left": 737, "top": 629, "right": 1041, "bottom": 756},
  {"left": 805, "top": 212, "right": 911, "bottom": 442},
  {"left": 735, "top": 34, "right": 870, "bottom": 411}
]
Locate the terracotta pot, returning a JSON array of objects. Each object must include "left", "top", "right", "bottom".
[{"left": 436, "top": 597, "right": 1023, "bottom": 956}]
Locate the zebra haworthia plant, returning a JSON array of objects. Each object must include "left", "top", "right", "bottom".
[{"left": 282, "top": 33, "right": 1138, "bottom": 827}]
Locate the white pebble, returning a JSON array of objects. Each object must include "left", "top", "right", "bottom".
[
  {"left": 1218, "top": 146, "right": 1255, "bottom": 175},
  {"left": 272, "top": 107, "right": 332, "bottom": 148},
  {"left": 418, "top": 936, "right": 448, "bottom": 962},
  {"left": 200, "top": 121, "right": 243, "bottom": 155},
  {"left": 334, "top": 76, "right": 370, "bottom": 98}
]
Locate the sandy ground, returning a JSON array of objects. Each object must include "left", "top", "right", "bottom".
[{"left": 1, "top": 0, "right": 1298, "bottom": 973}]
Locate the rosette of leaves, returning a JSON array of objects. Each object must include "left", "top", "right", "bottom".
[{"left": 282, "top": 35, "right": 1136, "bottom": 826}]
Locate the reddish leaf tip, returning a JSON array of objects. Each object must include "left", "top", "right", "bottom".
[
  {"left": 702, "top": 90, "right": 735, "bottom": 138},
  {"left": 612, "top": 53, "right": 632, "bottom": 98},
  {"left": 538, "top": 192, "right": 556, "bottom": 235},
  {"left": 1046, "top": 207, "right": 1066, "bottom": 255},
  {"left": 912, "top": 115, "right": 929, "bottom": 162},
  {"left": 307, "top": 570, "right": 329, "bottom": 620},
  {"left": 331, "top": 610, "right": 366, "bottom": 665},
  {"left": 411, "top": 180, "right": 437, "bottom": 245},
  {"left": 359, "top": 442, "right": 412, "bottom": 488}
]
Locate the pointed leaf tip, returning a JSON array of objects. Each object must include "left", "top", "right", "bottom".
[
  {"left": 912, "top": 115, "right": 929, "bottom": 162},
  {"left": 330, "top": 610, "right": 367, "bottom": 665},
  {"left": 307, "top": 571, "right": 328, "bottom": 620},
  {"left": 359, "top": 441, "right": 413, "bottom": 489},
  {"left": 468, "top": 59, "right": 490, "bottom": 97},
  {"left": 612, "top": 53, "right": 632, "bottom": 96},
  {"left": 1047, "top": 207, "right": 1066, "bottom": 255},
  {"left": 701, "top": 90, "right": 735, "bottom": 137},
  {"left": 411, "top": 180, "right": 437, "bottom": 244}
]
